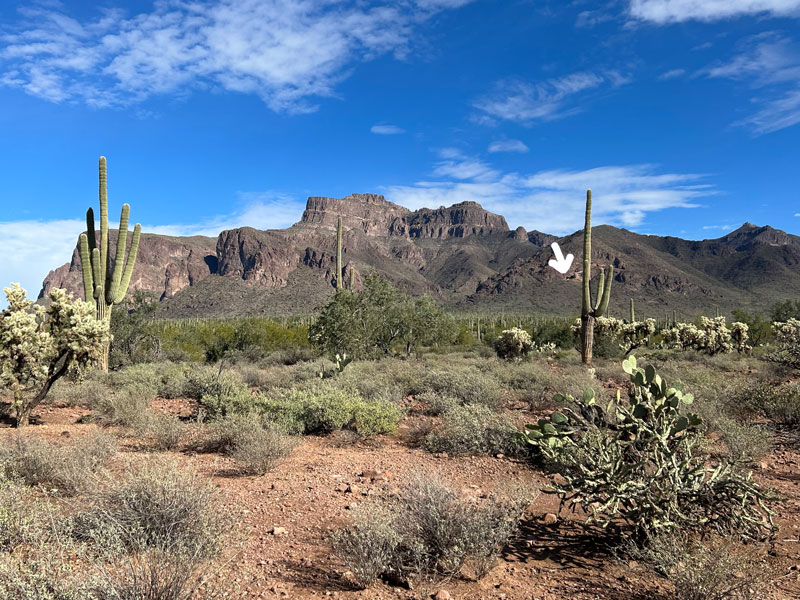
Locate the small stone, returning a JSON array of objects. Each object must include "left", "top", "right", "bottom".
[
  {"left": 433, "top": 591, "right": 451, "bottom": 600},
  {"left": 345, "top": 484, "right": 359, "bottom": 494},
  {"left": 495, "top": 453, "right": 504, "bottom": 459},
  {"left": 270, "top": 527, "right": 287, "bottom": 535},
  {"left": 346, "top": 503, "right": 359, "bottom": 510},
  {"left": 543, "top": 513, "right": 558, "bottom": 525}
]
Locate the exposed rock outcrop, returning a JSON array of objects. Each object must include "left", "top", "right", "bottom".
[{"left": 39, "top": 232, "right": 217, "bottom": 301}]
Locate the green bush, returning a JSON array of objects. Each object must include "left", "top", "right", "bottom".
[
  {"left": 90, "top": 383, "right": 154, "bottom": 428},
  {"left": 424, "top": 404, "right": 522, "bottom": 457},
  {"left": 257, "top": 387, "right": 404, "bottom": 436}
]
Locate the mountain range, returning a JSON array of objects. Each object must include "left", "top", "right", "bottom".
[{"left": 40, "top": 193, "right": 800, "bottom": 319}]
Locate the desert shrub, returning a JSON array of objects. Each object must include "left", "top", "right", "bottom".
[
  {"left": 331, "top": 474, "right": 531, "bottom": 587},
  {"left": 627, "top": 532, "right": 772, "bottom": 600},
  {"left": 90, "top": 384, "right": 154, "bottom": 428},
  {"left": 199, "top": 414, "right": 293, "bottom": 475},
  {"left": 50, "top": 376, "right": 109, "bottom": 408},
  {"left": 0, "top": 552, "right": 85, "bottom": 600},
  {"left": 420, "top": 367, "right": 500, "bottom": 407},
  {"left": 0, "top": 475, "right": 44, "bottom": 552},
  {"left": 763, "top": 385, "right": 800, "bottom": 426},
  {"left": 530, "top": 319, "right": 574, "bottom": 349},
  {"left": 522, "top": 356, "right": 773, "bottom": 540},
  {"left": 188, "top": 368, "right": 254, "bottom": 418},
  {"left": 330, "top": 504, "right": 401, "bottom": 588},
  {"left": 697, "top": 402, "right": 771, "bottom": 463},
  {"left": 0, "top": 433, "right": 116, "bottom": 496},
  {"left": 424, "top": 404, "right": 522, "bottom": 457},
  {"left": 73, "top": 458, "right": 225, "bottom": 560},
  {"left": 415, "top": 391, "right": 459, "bottom": 416},
  {"left": 258, "top": 387, "right": 403, "bottom": 436},
  {"left": 140, "top": 413, "right": 187, "bottom": 451},
  {"left": 494, "top": 327, "right": 533, "bottom": 361}
]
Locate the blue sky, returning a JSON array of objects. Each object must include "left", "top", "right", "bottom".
[{"left": 1, "top": 0, "right": 800, "bottom": 296}]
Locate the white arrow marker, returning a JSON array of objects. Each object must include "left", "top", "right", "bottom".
[{"left": 548, "top": 242, "right": 574, "bottom": 274}]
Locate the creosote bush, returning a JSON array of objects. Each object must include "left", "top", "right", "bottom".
[
  {"left": 424, "top": 404, "right": 523, "bottom": 457},
  {"left": 331, "top": 474, "right": 532, "bottom": 588},
  {"left": 199, "top": 414, "right": 294, "bottom": 475}
]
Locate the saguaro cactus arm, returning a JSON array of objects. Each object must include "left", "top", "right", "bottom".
[
  {"left": 108, "top": 203, "right": 130, "bottom": 304},
  {"left": 79, "top": 233, "right": 94, "bottom": 303},
  {"left": 115, "top": 223, "right": 141, "bottom": 304},
  {"left": 335, "top": 216, "right": 343, "bottom": 289},
  {"left": 595, "top": 266, "right": 612, "bottom": 317}
]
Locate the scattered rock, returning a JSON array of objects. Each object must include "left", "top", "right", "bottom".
[
  {"left": 543, "top": 513, "right": 558, "bottom": 525},
  {"left": 345, "top": 484, "right": 359, "bottom": 494},
  {"left": 270, "top": 527, "right": 287, "bottom": 536},
  {"left": 433, "top": 590, "right": 451, "bottom": 600}
]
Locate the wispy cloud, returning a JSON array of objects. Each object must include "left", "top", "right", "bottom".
[
  {"left": 370, "top": 124, "right": 405, "bottom": 135},
  {"left": 473, "top": 70, "right": 631, "bottom": 125},
  {"left": 705, "top": 34, "right": 800, "bottom": 134},
  {"left": 629, "top": 0, "right": 800, "bottom": 24},
  {"left": 0, "top": 1, "right": 472, "bottom": 113},
  {"left": 488, "top": 139, "right": 529, "bottom": 153},
  {"left": 702, "top": 224, "right": 734, "bottom": 231},
  {"left": 0, "top": 191, "right": 305, "bottom": 301},
  {"left": 384, "top": 150, "right": 713, "bottom": 234},
  {"left": 659, "top": 68, "right": 686, "bottom": 80}
]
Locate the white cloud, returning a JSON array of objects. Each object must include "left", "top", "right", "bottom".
[
  {"left": 384, "top": 154, "right": 713, "bottom": 235},
  {"left": 488, "top": 139, "right": 529, "bottom": 153},
  {"left": 705, "top": 34, "right": 800, "bottom": 134},
  {"left": 659, "top": 68, "right": 686, "bottom": 80},
  {"left": 473, "top": 70, "right": 631, "bottom": 125},
  {"left": 0, "top": 191, "right": 304, "bottom": 302},
  {"left": 371, "top": 124, "right": 405, "bottom": 135},
  {"left": 629, "top": 0, "right": 800, "bottom": 24},
  {"left": 702, "top": 224, "right": 734, "bottom": 231},
  {"left": 0, "top": 1, "right": 472, "bottom": 113}
]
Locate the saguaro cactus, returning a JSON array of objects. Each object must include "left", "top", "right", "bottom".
[
  {"left": 580, "top": 189, "right": 613, "bottom": 365},
  {"left": 335, "top": 216, "right": 343, "bottom": 289},
  {"left": 629, "top": 298, "right": 635, "bottom": 323},
  {"left": 79, "top": 156, "right": 141, "bottom": 371},
  {"left": 349, "top": 265, "right": 354, "bottom": 289}
]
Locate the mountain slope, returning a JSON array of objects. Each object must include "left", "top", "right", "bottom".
[{"left": 39, "top": 194, "right": 800, "bottom": 317}]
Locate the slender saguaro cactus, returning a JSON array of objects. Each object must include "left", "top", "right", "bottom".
[
  {"left": 78, "top": 156, "right": 141, "bottom": 371},
  {"left": 580, "top": 189, "right": 613, "bottom": 366},
  {"left": 335, "top": 216, "right": 343, "bottom": 289},
  {"left": 349, "top": 266, "right": 354, "bottom": 289},
  {"left": 630, "top": 298, "right": 636, "bottom": 323}
]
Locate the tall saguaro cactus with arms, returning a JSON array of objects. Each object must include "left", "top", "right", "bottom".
[
  {"left": 580, "top": 189, "right": 613, "bottom": 365},
  {"left": 78, "top": 156, "right": 141, "bottom": 371}
]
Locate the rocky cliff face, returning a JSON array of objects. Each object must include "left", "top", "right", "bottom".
[
  {"left": 39, "top": 232, "right": 217, "bottom": 301},
  {"left": 39, "top": 193, "right": 800, "bottom": 317}
]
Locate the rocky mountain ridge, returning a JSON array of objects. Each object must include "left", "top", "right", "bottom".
[{"left": 39, "top": 194, "right": 800, "bottom": 317}]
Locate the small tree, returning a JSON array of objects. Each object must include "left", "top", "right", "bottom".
[
  {"left": 310, "top": 274, "right": 455, "bottom": 362},
  {"left": 0, "top": 284, "right": 109, "bottom": 426}
]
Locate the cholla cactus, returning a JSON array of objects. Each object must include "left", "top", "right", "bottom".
[
  {"left": 663, "top": 317, "right": 750, "bottom": 355},
  {"left": 572, "top": 316, "right": 656, "bottom": 355},
  {"left": 768, "top": 319, "right": 800, "bottom": 367},
  {"left": 495, "top": 327, "right": 533, "bottom": 361},
  {"left": 0, "top": 284, "right": 109, "bottom": 426}
]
